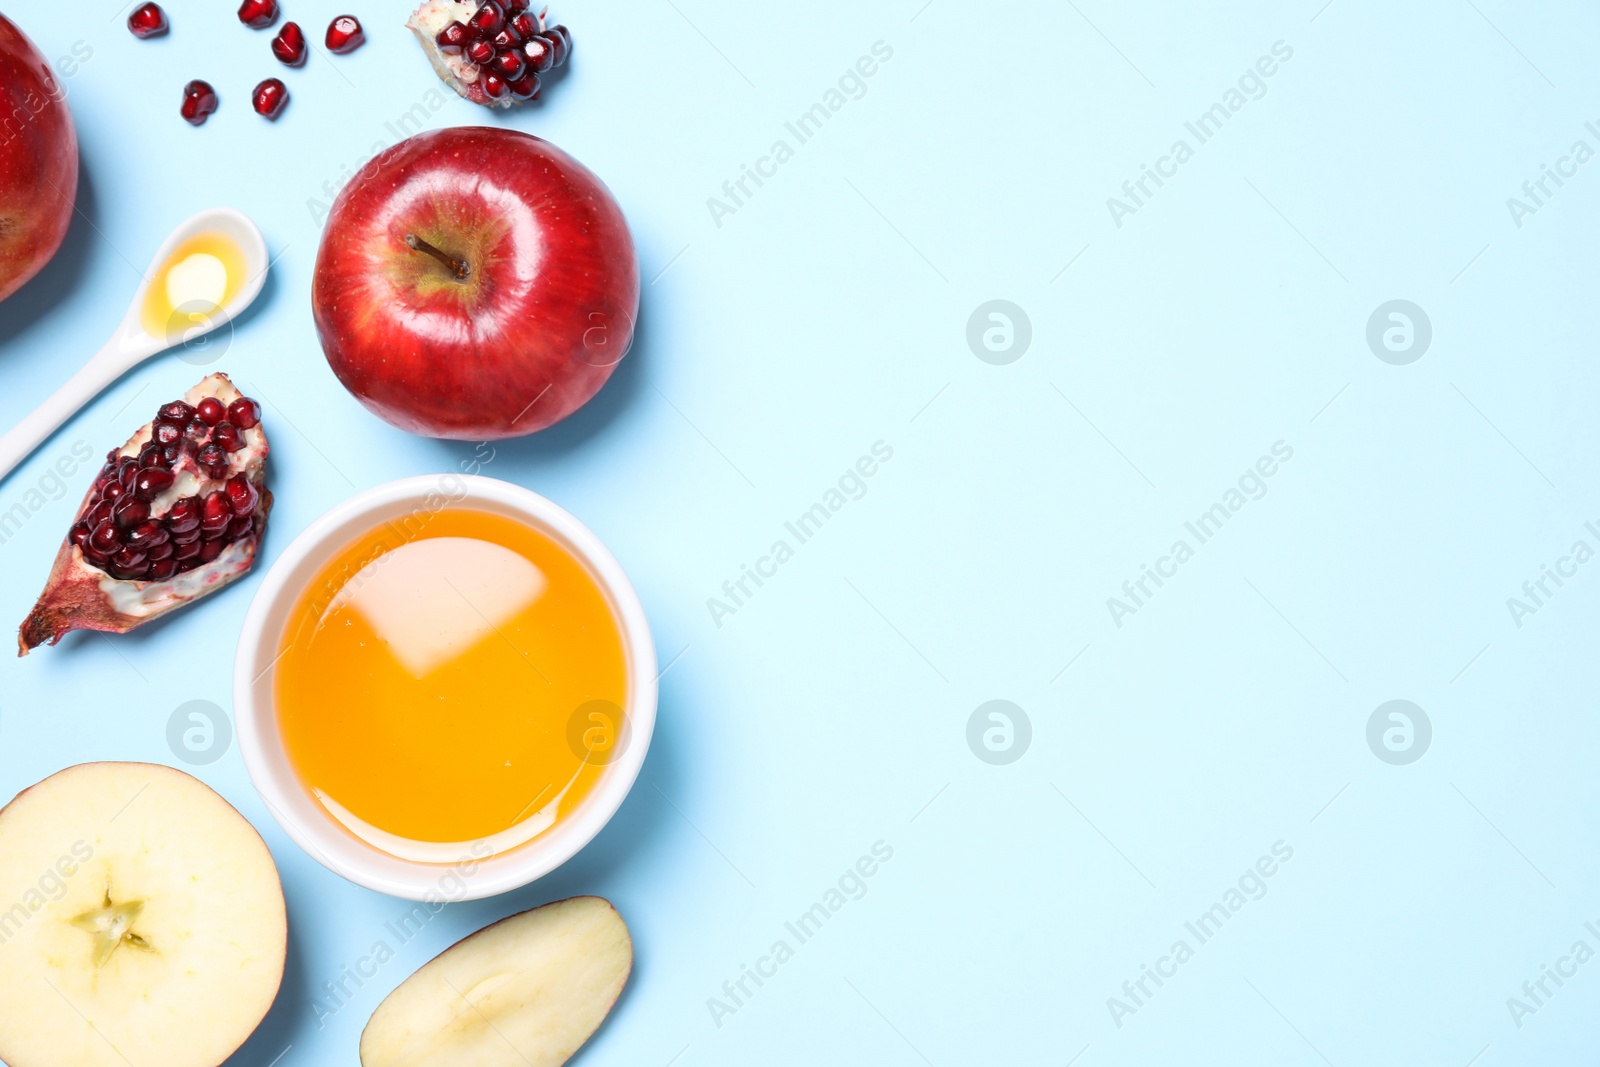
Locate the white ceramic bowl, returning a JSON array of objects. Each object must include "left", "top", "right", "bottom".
[{"left": 232, "top": 475, "right": 656, "bottom": 900}]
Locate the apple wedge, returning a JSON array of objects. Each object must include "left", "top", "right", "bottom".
[
  {"left": 361, "top": 896, "right": 632, "bottom": 1067},
  {"left": 0, "top": 762, "right": 287, "bottom": 1067}
]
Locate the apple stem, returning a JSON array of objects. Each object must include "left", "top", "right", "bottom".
[{"left": 405, "top": 234, "right": 470, "bottom": 281}]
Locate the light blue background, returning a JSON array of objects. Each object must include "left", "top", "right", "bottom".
[{"left": 3, "top": 0, "right": 1599, "bottom": 1063}]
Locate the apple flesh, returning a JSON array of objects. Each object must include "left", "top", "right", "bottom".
[
  {"left": 0, "top": 762, "right": 287, "bottom": 1067},
  {"left": 312, "top": 127, "right": 639, "bottom": 439},
  {"left": 0, "top": 14, "right": 78, "bottom": 303},
  {"left": 361, "top": 896, "right": 632, "bottom": 1067}
]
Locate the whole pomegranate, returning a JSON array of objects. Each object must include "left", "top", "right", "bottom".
[{"left": 0, "top": 14, "right": 78, "bottom": 303}]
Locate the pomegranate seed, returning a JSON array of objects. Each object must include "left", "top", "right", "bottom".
[
  {"left": 199, "top": 540, "right": 224, "bottom": 563},
  {"left": 436, "top": 22, "right": 469, "bottom": 52},
  {"left": 197, "top": 443, "right": 229, "bottom": 477},
  {"left": 69, "top": 522, "right": 92, "bottom": 548},
  {"left": 226, "top": 474, "right": 259, "bottom": 516},
  {"left": 92, "top": 465, "right": 116, "bottom": 492},
  {"left": 113, "top": 497, "right": 150, "bottom": 528},
  {"left": 271, "top": 21, "right": 307, "bottom": 65},
  {"left": 227, "top": 397, "right": 261, "bottom": 429},
  {"left": 491, "top": 25, "right": 522, "bottom": 49},
  {"left": 172, "top": 526, "right": 203, "bottom": 547},
  {"left": 181, "top": 80, "right": 218, "bottom": 126},
  {"left": 184, "top": 417, "right": 210, "bottom": 442},
  {"left": 90, "top": 521, "right": 122, "bottom": 553},
  {"left": 127, "top": 2, "right": 168, "bottom": 38},
  {"left": 153, "top": 420, "right": 183, "bottom": 446},
  {"left": 159, "top": 401, "right": 194, "bottom": 421},
  {"left": 508, "top": 11, "right": 538, "bottom": 38},
  {"left": 522, "top": 35, "right": 553, "bottom": 73},
  {"left": 166, "top": 496, "right": 202, "bottom": 533},
  {"left": 237, "top": 0, "right": 278, "bottom": 29},
  {"left": 174, "top": 539, "right": 203, "bottom": 560},
  {"left": 134, "top": 467, "right": 175, "bottom": 500},
  {"left": 482, "top": 71, "right": 508, "bottom": 99},
  {"left": 492, "top": 49, "right": 525, "bottom": 81},
  {"left": 325, "top": 15, "right": 364, "bottom": 53},
  {"left": 227, "top": 515, "right": 254, "bottom": 539},
  {"left": 118, "top": 463, "right": 140, "bottom": 490},
  {"left": 196, "top": 397, "right": 225, "bottom": 425},
  {"left": 466, "top": 38, "right": 494, "bottom": 65},
  {"left": 508, "top": 71, "right": 540, "bottom": 100},
  {"left": 111, "top": 546, "right": 148, "bottom": 570},
  {"left": 146, "top": 540, "right": 176, "bottom": 561},
  {"left": 101, "top": 482, "right": 125, "bottom": 504},
  {"left": 87, "top": 502, "right": 113, "bottom": 528},
  {"left": 468, "top": 1, "right": 505, "bottom": 36},
  {"left": 162, "top": 444, "right": 187, "bottom": 465},
  {"left": 137, "top": 444, "right": 165, "bottom": 468},
  {"left": 543, "top": 25, "right": 570, "bottom": 65},
  {"left": 125, "top": 520, "right": 169, "bottom": 548},
  {"left": 149, "top": 559, "right": 179, "bottom": 581},
  {"left": 201, "top": 490, "right": 232, "bottom": 528},
  {"left": 252, "top": 79, "right": 289, "bottom": 120}
]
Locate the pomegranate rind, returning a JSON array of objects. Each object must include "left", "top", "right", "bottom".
[
  {"left": 406, "top": 0, "right": 508, "bottom": 109},
  {"left": 17, "top": 372, "right": 271, "bottom": 656}
]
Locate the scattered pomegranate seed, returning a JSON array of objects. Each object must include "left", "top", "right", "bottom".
[
  {"left": 134, "top": 467, "right": 175, "bottom": 501},
  {"left": 181, "top": 80, "right": 218, "bottom": 126},
  {"left": 127, "top": 2, "right": 168, "bottom": 39},
  {"left": 252, "top": 78, "right": 289, "bottom": 120},
  {"left": 468, "top": 2, "right": 505, "bottom": 37},
  {"left": 325, "top": 15, "right": 364, "bottom": 53},
  {"left": 271, "top": 21, "right": 307, "bottom": 65},
  {"left": 226, "top": 397, "right": 261, "bottom": 428},
  {"left": 436, "top": 22, "right": 469, "bottom": 52},
  {"left": 237, "top": 0, "right": 278, "bottom": 29},
  {"left": 196, "top": 397, "right": 226, "bottom": 425}
]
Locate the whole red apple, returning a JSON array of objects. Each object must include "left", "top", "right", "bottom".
[
  {"left": 0, "top": 14, "right": 78, "bottom": 304},
  {"left": 312, "top": 127, "right": 639, "bottom": 439}
]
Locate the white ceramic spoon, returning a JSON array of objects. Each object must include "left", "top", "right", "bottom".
[{"left": 0, "top": 207, "right": 269, "bottom": 485}]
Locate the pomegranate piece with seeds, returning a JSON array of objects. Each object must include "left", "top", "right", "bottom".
[
  {"left": 127, "top": 3, "right": 168, "bottom": 38},
  {"left": 407, "top": 0, "right": 570, "bottom": 109},
  {"left": 252, "top": 78, "right": 289, "bottom": 119},
  {"left": 271, "top": 21, "right": 306, "bottom": 65},
  {"left": 180, "top": 80, "right": 218, "bottom": 126},
  {"left": 325, "top": 15, "right": 365, "bottom": 53},
  {"left": 237, "top": 0, "right": 278, "bottom": 29},
  {"left": 18, "top": 372, "right": 272, "bottom": 655}
]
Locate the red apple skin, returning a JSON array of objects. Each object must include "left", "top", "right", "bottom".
[
  {"left": 312, "top": 127, "right": 639, "bottom": 440},
  {"left": 0, "top": 15, "right": 78, "bottom": 304}
]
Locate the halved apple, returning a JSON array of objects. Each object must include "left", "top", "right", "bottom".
[
  {"left": 361, "top": 896, "right": 632, "bottom": 1067},
  {"left": 0, "top": 762, "right": 287, "bottom": 1067}
]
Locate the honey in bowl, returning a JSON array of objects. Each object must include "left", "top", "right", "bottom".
[
  {"left": 139, "top": 232, "right": 248, "bottom": 339},
  {"left": 273, "top": 509, "right": 628, "bottom": 862}
]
